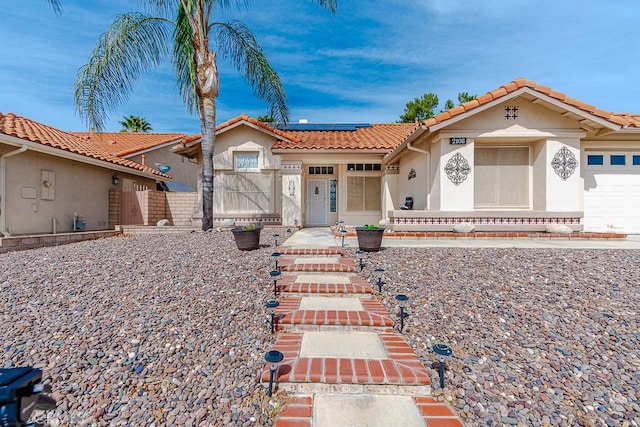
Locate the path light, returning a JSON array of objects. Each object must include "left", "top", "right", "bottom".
[
  {"left": 286, "top": 228, "right": 292, "bottom": 236},
  {"left": 266, "top": 300, "right": 280, "bottom": 334},
  {"left": 272, "top": 233, "right": 280, "bottom": 247},
  {"left": 395, "top": 294, "right": 409, "bottom": 333},
  {"left": 271, "top": 252, "right": 281, "bottom": 271},
  {"left": 374, "top": 268, "right": 385, "bottom": 293},
  {"left": 264, "top": 350, "right": 284, "bottom": 396},
  {"left": 338, "top": 219, "right": 345, "bottom": 231},
  {"left": 269, "top": 270, "right": 281, "bottom": 298},
  {"left": 432, "top": 343, "right": 453, "bottom": 389},
  {"left": 340, "top": 228, "right": 347, "bottom": 248},
  {"left": 356, "top": 250, "right": 365, "bottom": 272}
]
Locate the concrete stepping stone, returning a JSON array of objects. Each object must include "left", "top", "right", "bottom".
[
  {"left": 261, "top": 332, "right": 431, "bottom": 394},
  {"left": 276, "top": 297, "right": 393, "bottom": 331},
  {"left": 278, "top": 274, "right": 372, "bottom": 297},
  {"left": 274, "top": 395, "right": 463, "bottom": 427},
  {"left": 279, "top": 256, "right": 356, "bottom": 273}
]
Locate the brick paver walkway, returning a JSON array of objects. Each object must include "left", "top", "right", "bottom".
[{"left": 262, "top": 245, "right": 463, "bottom": 426}]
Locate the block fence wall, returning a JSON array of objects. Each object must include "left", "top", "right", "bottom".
[{"left": 109, "top": 190, "right": 198, "bottom": 227}]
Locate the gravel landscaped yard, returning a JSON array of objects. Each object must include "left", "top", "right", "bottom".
[{"left": 1, "top": 230, "right": 639, "bottom": 426}]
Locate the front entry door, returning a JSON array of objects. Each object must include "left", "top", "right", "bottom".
[{"left": 306, "top": 179, "right": 327, "bottom": 225}]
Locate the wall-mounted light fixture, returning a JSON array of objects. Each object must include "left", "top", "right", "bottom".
[
  {"left": 112, "top": 175, "right": 119, "bottom": 185},
  {"left": 42, "top": 180, "right": 52, "bottom": 188}
]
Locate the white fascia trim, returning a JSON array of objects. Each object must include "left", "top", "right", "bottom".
[
  {"left": 0, "top": 134, "right": 161, "bottom": 180},
  {"left": 271, "top": 149, "right": 389, "bottom": 155}
]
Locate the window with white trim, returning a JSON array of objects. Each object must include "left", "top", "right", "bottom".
[
  {"left": 234, "top": 153, "right": 259, "bottom": 170},
  {"left": 347, "top": 176, "right": 381, "bottom": 211},
  {"left": 223, "top": 172, "right": 273, "bottom": 213},
  {"left": 475, "top": 147, "right": 529, "bottom": 208}
]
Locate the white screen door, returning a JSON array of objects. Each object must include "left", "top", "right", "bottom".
[{"left": 306, "top": 179, "right": 327, "bottom": 225}]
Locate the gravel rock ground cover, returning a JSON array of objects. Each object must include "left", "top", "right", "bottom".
[
  {"left": 357, "top": 247, "right": 640, "bottom": 427},
  {"left": 1, "top": 229, "right": 290, "bottom": 426},
  {"left": 2, "top": 232, "right": 639, "bottom": 426}
]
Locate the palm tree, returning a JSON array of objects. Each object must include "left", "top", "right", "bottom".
[
  {"left": 119, "top": 115, "right": 153, "bottom": 132},
  {"left": 74, "top": 1, "right": 337, "bottom": 230}
]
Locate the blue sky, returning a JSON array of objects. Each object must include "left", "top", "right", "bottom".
[{"left": 1, "top": 1, "right": 639, "bottom": 134}]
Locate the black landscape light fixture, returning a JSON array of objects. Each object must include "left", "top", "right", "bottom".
[
  {"left": 432, "top": 343, "right": 453, "bottom": 389},
  {"left": 374, "top": 268, "right": 385, "bottom": 293},
  {"left": 269, "top": 270, "right": 282, "bottom": 298},
  {"left": 286, "top": 228, "right": 292, "bottom": 236},
  {"left": 338, "top": 219, "right": 345, "bottom": 231},
  {"left": 266, "top": 300, "right": 280, "bottom": 334},
  {"left": 340, "top": 228, "right": 347, "bottom": 248},
  {"left": 264, "top": 350, "right": 284, "bottom": 397},
  {"left": 272, "top": 233, "right": 280, "bottom": 247},
  {"left": 356, "top": 250, "right": 365, "bottom": 272},
  {"left": 271, "top": 252, "right": 281, "bottom": 271},
  {"left": 395, "top": 294, "right": 409, "bottom": 333}
]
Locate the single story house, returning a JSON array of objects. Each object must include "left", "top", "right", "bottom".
[
  {"left": 173, "top": 78, "right": 640, "bottom": 233},
  {"left": 0, "top": 113, "right": 170, "bottom": 235}
]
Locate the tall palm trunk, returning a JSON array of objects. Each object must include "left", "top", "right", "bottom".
[{"left": 195, "top": 41, "right": 219, "bottom": 231}]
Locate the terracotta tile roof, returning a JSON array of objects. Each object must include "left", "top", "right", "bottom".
[
  {"left": 273, "top": 123, "right": 417, "bottom": 150},
  {"left": 612, "top": 113, "right": 640, "bottom": 128},
  {"left": 178, "top": 114, "right": 300, "bottom": 146},
  {"left": 71, "top": 132, "right": 187, "bottom": 157},
  {"left": 0, "top": 113, "right": 169, "bottom": 178},
  {"left": 422, "top": 78, "right": 633, "bottom": 129}
]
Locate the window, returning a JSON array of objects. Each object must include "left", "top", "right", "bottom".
[
  {"left": 633, "top": 155, "right": 640, "bottom": 166},
  {"left": 587, "top": 155, "right": 604, "bottom": 165},
  {"left": 347, "top": 176, "right": 381, "bottom": 211},
  {"left": 223, "top": 172, "right": 273, "bottom": 212},
  {"left": 610, "top": 155, "right": 626, "bottom": 166},
  {"left": 234, "top": 153, "right": 259, "bottom": 170},
  {"left": 308, "top": 166, "right": 334, "bottom": 175},
  {"left": 475, "top": 147, "right": 529, "bottom": 207},
  {"left": 347, "top": 163, "right": 381, "bottom": 171}
]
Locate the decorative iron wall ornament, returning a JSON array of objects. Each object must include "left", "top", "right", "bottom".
[
  {"left": 504, "top": 105, "right": 519, "bottom": 120},
  {"left": 444, "top": 153, "right": 471, "bottom": 185},
  {"left": 551, "top": 146, "right": 578, "bottom": 180},
  {"left": 408, "top": 168, "right": 416, "bottom": 180}
]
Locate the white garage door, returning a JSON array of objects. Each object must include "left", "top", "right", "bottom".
[{"left": 584, "top": 152, "right": 640, "bottom": 233}]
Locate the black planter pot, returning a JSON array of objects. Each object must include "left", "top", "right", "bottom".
[
  {"left": 231, "top": 226, "right": 262, "bottom": 251},
  {"left": 355, "top": 227, "right": 385, "bottom": 252}
]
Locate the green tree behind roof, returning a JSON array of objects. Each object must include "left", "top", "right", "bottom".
[
  {"left": 399, "top": 91, "right": 478, "bottom": 123},
  {"left": 119, "top": 115, "right": 153, "bottom": 132}
]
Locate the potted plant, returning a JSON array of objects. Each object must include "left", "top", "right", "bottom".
[
  {"left": 231, "top": 224, "right": 263, "bottom": 251},
  {"left": 355, "top": 224, "right": 385, "bottom": 252}
]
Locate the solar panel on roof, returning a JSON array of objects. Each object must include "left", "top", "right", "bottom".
[{"left": 273, "top": 123, "right": 372, "bottom": 131}]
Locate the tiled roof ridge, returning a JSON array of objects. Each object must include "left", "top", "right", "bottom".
[
  {"left": 422, "top": 77, "right": 632, "bottom": 128},
  {"left": 0, "top": 112, "right": 169, "bottom": 178}
]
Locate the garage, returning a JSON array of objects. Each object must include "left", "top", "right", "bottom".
[{"left": 583, "top": 152, "right": 640, "bottom": 233}]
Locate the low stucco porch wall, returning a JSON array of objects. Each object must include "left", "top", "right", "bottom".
[{"left": 388, "top": 210, "right": 584, "bottom": 232}]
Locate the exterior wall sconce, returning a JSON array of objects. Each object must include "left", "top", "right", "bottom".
[
  {"left": 288, "top": 180, "right": 295, "bottom": 196},
  {"left": 395, "top": 294, "right": 409, "bottom": 333},
  {"left": 266, "top": 299, "right": 280, "bottom": 334},
  {"left": 356, "top": 250, "right": 365, "bottom": 272},
  {"left": 432, "top": 343, "right": 453, "bottom": 389},
  {"left": 264, "top": 350, "right": 284, "bottom": 396},
  {"left": 374, "top": 268, "right": 385, "bottom": 293},
  {"left": 271, "top": 252, "right": 281, "bottom": 270},
  {"left": 112, "top": 175, "right": 119, "bottom": 185},
  {"left": 42, "top": 180, "right": 52, "bottom": 188},
  {"left": 269, "top": 270, "right": 281, "bottom": 298}
]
